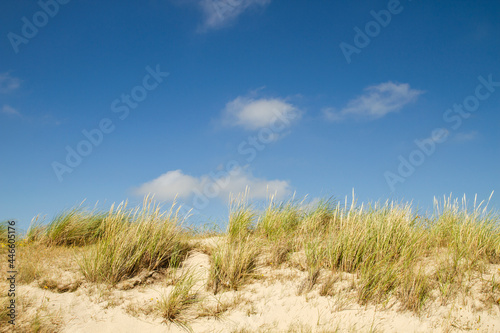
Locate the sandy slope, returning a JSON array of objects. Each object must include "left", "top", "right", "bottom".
[{"left": 5, "top": 246, "right": 500, "bottom": 333}]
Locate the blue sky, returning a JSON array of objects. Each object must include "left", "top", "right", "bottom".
[{"left": 1, "top": 0, "right": 499, "bottom": 231}]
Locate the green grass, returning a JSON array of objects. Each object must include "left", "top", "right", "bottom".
[
  {"left": 257, "top": 196, "right": 303, "bottom": 241},
  {"left": 432, "top": 194, "right": 500, "bottom": 265},
  {"left": 78, "top": 198, "right": 190, "bottom": 284},
  {"left": 250, "top": 193, "right": 499, "bottom": 312},
  {"left": 25, "top": 206, "right": 108, "bottom": 246},
  {"left": 45, "top": 208, "right": 107, "bottom": 246},
  {"left": 227, "top": 193, "right": 256, "bottom": 242},
  {"left": 208, "top": 236, "right": 259, "bottom": 294}
]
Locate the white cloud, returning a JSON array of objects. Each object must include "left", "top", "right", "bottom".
[
  {"left": 133, "top": 166, "right": 291, "bottom": 202},
  {"left": 198, "top": 0, "right": 271, "bottom": 31},
  {"left": 135, "top": 170, "right": 200, "bottom": 201},
  {"left": 322, "top": 107, "right": 341, "bottom": 122},
  {"left": 325, "top": 82, "right": 423, "bottom": 121},
  {"left": 1, "top": 105, "right": 20, "bottom": 116},
  {"left": 0, "top": 73, "right": 21, "bottom": 94},
  {"left": 222, "top": 96, "right": 301, "bottom": 132}
]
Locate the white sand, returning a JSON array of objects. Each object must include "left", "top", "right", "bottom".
[{"left": 9, "top": 249, "right": 500, "bottom": 333}]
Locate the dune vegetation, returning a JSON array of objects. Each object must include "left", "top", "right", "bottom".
[{"left": 1, "top": 193, "right": 500, "bottom": 332}]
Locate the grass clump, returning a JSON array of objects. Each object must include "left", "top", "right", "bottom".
[
  {"left": 325, "top": 202, "right": 423, "bottom": 273},
  {"left": 397, "top": 268, "right": 431, "bottom": 312},
  {"left": 300, "top": 199, "right": 337, "bottom": 237},
  {"left": 25, "top": 208, "right": 107, "bottom": 246},
  {"left": 25, "top": 206, "right": 108, "bottom": 246},
  {"left": 196, "top": 294, "right": 245, "bottom": 320},
  {"left": 208, "top": 236, "right": 259, "bottom": 294},
  {"left": 17, "top": 258, "right": 43, "bottom": 285},
  {"left": 298, "top": 240, "right": 325, "bottom": 294},
  {"left": 257, "top": 196, "right": 303, "bottom": 241},
  {"left": 209, "top": 195, "right": 260, "bottom": 293},
  {"left": 78, "top": 197, "right": 189, "bottom": 284},
  {"left": 158, "top": 270, "right": 199, "bottom": 326},
  {"left": 227, "top": 193, "right": 256, "bottom": 242},
  {"left": 16, "top": 244, "right": 49, "bottom": 284},
  {"left": 256, "top": 196, "right": 306, "bottom": 267},
  {"left": 0, "top": 221, "right": 8, "bottom": 244},
  {"left": 43, "top": 207, "right": 107, "bottom": 246},
  {"left": 319, "top": 274, "right": 340, "bottom": 297},
  {"left": 432, "top": 194, "right": 500, "bottom": 265}
]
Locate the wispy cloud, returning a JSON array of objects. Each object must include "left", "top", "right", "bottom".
[
  {"left": 454, "top": 131, "right": 478, "bottom": 142},
  {"left": 133, "top": 166, "right": 291, "bottom": 202},
  {"left": 325, "top": 82, "right": 423, "bottom": 122},
  {"left": 222, "top": 95, "right": 301, "bottom": 131},
  {"left": 421, "top": 129, "right": 450, "bottom": 144},
  {"left": 40, "top": 114, "right": 62, "bottom": 126},
  {"left": 1, "top": 105, "right": 63, "bottom": 125},
  {"left": 322, "top": 107, "right": 341, "bottom": 122},
  {"left": 198, "top": 0, "right": 271, "bottom": 31},
  {"left": 0, "top": 73, "right": 21, "bottom": 94},
  {"left": 1, "top": 105, "right": 21, "bottom": 116}
]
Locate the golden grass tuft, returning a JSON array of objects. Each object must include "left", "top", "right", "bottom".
[
  {"left": 78, "top": 197, "right": 190, "bottom": 284},
  {"left": 158, "top": 269, "right": 200, "bottom": 327},
  {"left": 208, "top": 236, "right": 259, "bottom": 294}
]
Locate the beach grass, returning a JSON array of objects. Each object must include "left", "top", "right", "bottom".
[{"left": 4, "top": 192, "right": 500, "bottom": 331}]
